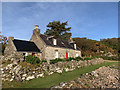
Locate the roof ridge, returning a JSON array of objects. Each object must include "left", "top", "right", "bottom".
[
  {"left": 39, "top": 34, "right": 80, "bottom": 50},
  {"left": 40, "top": 34, "right": 70, "bottom": 42},
  {"left": 14, "top": 39, "right": 34, "bottom": 43}
]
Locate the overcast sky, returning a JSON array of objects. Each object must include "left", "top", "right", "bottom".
[{"left": 2, "top": 2, "right": 118, "bottom": 41}]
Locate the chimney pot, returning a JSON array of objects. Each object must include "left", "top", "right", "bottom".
[
  {"left": 35, "top": 25, "right": 39, "bottom": 29},
  {"left": 33, "top": 25, "right": 40, "bottom": 35}
]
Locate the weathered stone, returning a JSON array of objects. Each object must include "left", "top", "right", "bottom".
[
  {"left": 16, "top": 77, "right": 22, "bottom": 82},
  {"left": 22, "top": 74, "right": 27, "bottom": 77},
  {"left": 22, "top": 77, "right": 25, "bottom": 80},
  {"left": 56, "top": 70, "right": 62, "bottom": 73},
  {"left": 15, "top": 66, "right": 22, "bottom": 74},
  {"left": 60, "top": 82, "right": 66, "bottom": 87},
  {"left": 36, "top": 73, "right": 44, "bottom": 78},
  {"left": 10, "top": 78, "right": 13, "bottom": 82},
  {"left": 26, "top": 75, "right": 35, "bottom": 80},
  {"left": 2, "top": 71, "right": 4, "bottom": 74},
  {"left": 33, "top": 71, "right": 35, "bottom": 74},
  {"left": 13, "top": 60, "right": 18, "bottom": 65},
  {"left": 48, "top": 72, "right": 54, "bottom": 75}
]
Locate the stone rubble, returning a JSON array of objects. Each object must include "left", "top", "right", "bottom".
[
  {"left": 51, "top": 66, "right": 120, "bottom": 88},
  {"left": 1, "top": 57, "right": 104, "bottom": 82}
]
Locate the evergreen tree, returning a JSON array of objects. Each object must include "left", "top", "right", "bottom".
[{"left": 44, "top": 21, "right": 72, "bottom": 41}]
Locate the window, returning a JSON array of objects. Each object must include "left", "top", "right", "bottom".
[
  {"left": 76, "top": 53, "right": 79, "bottom": 57},
  {"left": 55, "top": 50, "right": 58, "bottom": 58},
  {"left": 23, "top": 53, "right": 28, "bottom": 56},
  {"left": 53, "top": 39, "right": 57, "bottom": 45},
  {"left": 74, "top": 44, "right": 76, "bottom": 49},
  {"left": 68, "top": 52, "right": 70, "bottom": 57},
  {"left": 25, "top": 52, "right": 28, "bottom": 56}
]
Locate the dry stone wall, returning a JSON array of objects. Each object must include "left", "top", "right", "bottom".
[
  {"left": 51, "top": 66, "right": 119, "bottom": 88},
  {"left": 2, "top": 52, "right": 24, "bottom": 62},
  {"left": 1, "top": 58, "right": 104, "bottom": 82}
]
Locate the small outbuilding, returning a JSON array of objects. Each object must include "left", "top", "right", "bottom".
[{"left": 4, "top": 37, "right": 41, "bottom": 60}]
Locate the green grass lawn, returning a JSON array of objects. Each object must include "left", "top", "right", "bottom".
[{"left": 2, "top": 61, "right": 119, "bottom": 88}]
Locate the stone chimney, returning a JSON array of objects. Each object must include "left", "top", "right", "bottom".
[
  {"left": 8, "top": 37, "right": 14, "bottom": 40},
  {"left": 33, "top": 25, "right": 40, "bottom": 35}
]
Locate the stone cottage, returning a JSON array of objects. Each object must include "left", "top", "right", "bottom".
[{"left": 4, "top": 25, "right": 81, "bottom": 63}]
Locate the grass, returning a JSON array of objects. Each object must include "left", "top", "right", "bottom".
[
  {"left": 2, "top": 61, "right": 119, "bottom": 88},
  {"left": 108, "top": 62, "right": 120, "bottom": 70}
]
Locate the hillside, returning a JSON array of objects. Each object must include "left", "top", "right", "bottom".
[
  {"left": 100, "top": 38, "right": 119, "bottom": 53},
  {"left": 73, "top": 37, "right": 117, "bottom": 57}
]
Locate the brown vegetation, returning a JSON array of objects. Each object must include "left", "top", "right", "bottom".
[{"left": 73, "top": 37, "right": 117, "bottom": 57}]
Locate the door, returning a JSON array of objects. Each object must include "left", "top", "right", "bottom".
[
  {"left": 32, "top": 53, "right": 35, "bottom": 56},
  {"left": 66, "top": 52, "right": 68, "bottom": 59}
]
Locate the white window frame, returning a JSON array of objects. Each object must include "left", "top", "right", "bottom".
[
  {"left": 74, "top": 44, "right": 76, "bottom": 49},
  {"left": 68, "top": 52, "right": 70, "bottom": 57},
  {"left": 25, "top": 52, "right": 28, "bottom": 56},
  {"left": 76, "top": 53, "right": 79, "bottom": 57},
  {"left": 53, "top": 39, "right": 57, "bottom": 45},
  {"left": 55, "top": 50, "right": 58, "bottom": 58}
]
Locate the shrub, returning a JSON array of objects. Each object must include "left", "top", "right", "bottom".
[
  {"left": 84, "top": 57, "right": 93, "bottom": 60},
  {"left": 50, "top": 58, "right": 65, "bottom": 64},
  {"left": 74, "top": 56, "right": 83, "bottom": 61},
  {"left": 25, "top": 55, "right": 40, "bottom": 65},
  {"left": 100, "top": 56, "right": 119, "bottom": 61},
  {"left": 49, "top": 56, "right": 102, "bottom": 64},
  {"left": 92, "top": 56, "right": 100, "bottom": 58},
  {"left": 67, "top": 57, "right": 74, "bottom": 61},
  {"left": 41, "top": 60, "right": 47, "bottom": 63}
]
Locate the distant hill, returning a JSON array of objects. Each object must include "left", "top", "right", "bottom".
[
  {"left": 73, "top": 37, "right": 117, "bottom": 57},
  {"left": 100, "top": 38, "right": 118, "bottom": 53}
]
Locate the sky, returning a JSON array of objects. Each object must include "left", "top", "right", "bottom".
[{"left": 2, "top": 2, "right": 118, "bottom": 41}]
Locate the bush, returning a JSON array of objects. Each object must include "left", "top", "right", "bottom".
[
  {"left": 84, "top": 57, "right": 93, "bottom": 60},
  {"left": 100, "top": 56, "right": 119, "bottom": 61},
  {"left": 50, "top": 56, "right": 83, "bottom": 64},
  {"left": 92, "top": 56, "right": 100, "bottom": 58},
  {"left": 74, "top": 56, "right": 83, "bottom": 61},
  {"left": 67, "top": 57, "right": 74, "bottom": 61},
  {"left": 49, "top": 56, "right": 102, "bottom": 64},
  {"left": 25, "top": 55, "right": 40, "bottom": 64},
  {"left": 50, "top": 58, "right": 65, "bottom": 64},
  {"left": 41, "top": 60, "right": 47, "bottom": 63}
]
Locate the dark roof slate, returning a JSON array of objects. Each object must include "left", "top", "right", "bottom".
[
  {"left": 39, "top": 34, "right": 80, "bottom": 50},
  {"left": 13, "top": 39, "right": 41, "bottom": 52}
]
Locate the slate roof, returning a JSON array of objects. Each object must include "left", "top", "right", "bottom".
[
  {"left": 13, "top": 39, "right": 41, "bottom": 52},
  {"left": 39, "top": 34, "right": 80, "bottom": 50}
]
